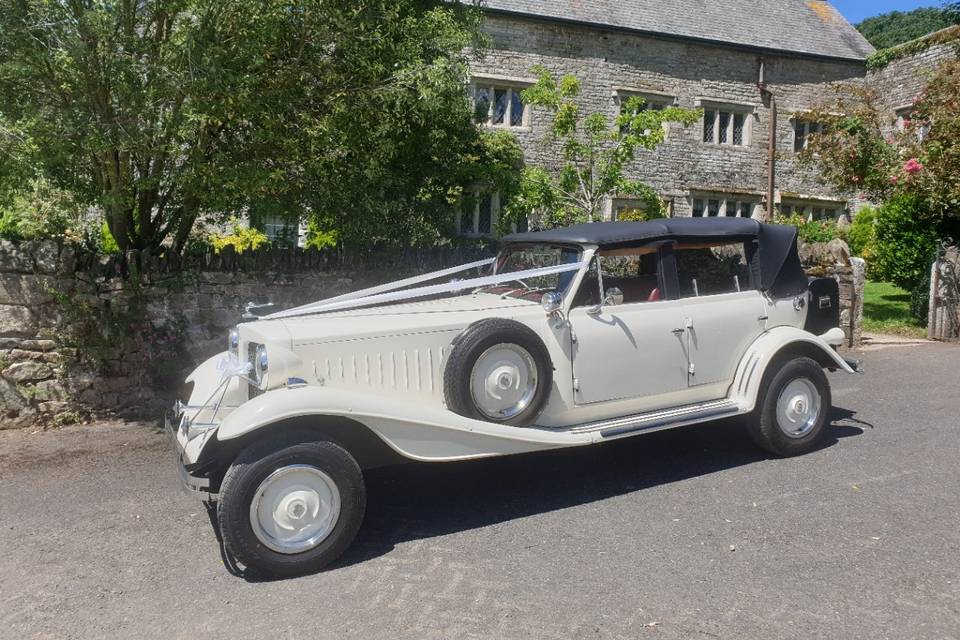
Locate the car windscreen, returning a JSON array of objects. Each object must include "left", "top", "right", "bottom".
[{"left": 486, "top": 243, "right": 582, "bottom": 300}]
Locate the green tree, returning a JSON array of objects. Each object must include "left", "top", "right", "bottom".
[
  {"left": 857, "top": 4, "right": 960, "bottom": 50},
  {"left": 505, "top": 67, "right": 700, "bottom": 230},
  {"left": 0, "top": 0, "right": 488, "bottom": 252}
]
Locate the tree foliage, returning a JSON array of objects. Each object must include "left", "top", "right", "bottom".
[
  {"left": 504, "top": 67, "right": 700, "bottom": 230},
  {"left": 857, "top": 4, "right": 960, "bottom": 50},
  {"left": 0, "top": 0, "right": 490, "bottom": 252},
  {"left": 798, "top": 63, "right": 960, "bottom": 233}
]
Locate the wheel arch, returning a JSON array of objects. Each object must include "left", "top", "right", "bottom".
[
  {"left": 197, "top": 414, "right": 404, "bottom": 493},
  {"left": 730, "top": 326, "right": 854, "bottom": 413}
]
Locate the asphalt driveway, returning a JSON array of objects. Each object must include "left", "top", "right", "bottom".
[{"left": 1, "top": 342, "right": 958, "bottom": 640}]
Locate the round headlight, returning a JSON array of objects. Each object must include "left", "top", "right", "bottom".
[
  {"left": 541, "top": 292, "right": 563, "bottom": 314},
  {"left": 254, "top": 344, "right": 269, "bottom": 383},
  {"left": 228, "top": 328, "right": 240, "bottom": 354}
]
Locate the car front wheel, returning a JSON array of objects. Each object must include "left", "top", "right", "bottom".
[
  {"left": 747, "top": 356, "right": 832, "bottom": 457},
  {"left": 217, "top": 437, "right": 365, "bottom": 578}
]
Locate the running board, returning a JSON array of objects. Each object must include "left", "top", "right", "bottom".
[{"left": 558, "top": 399, "right": 742, "bottom": 439}]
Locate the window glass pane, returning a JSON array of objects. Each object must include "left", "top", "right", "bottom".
[
  {"left": 493, "top": 89, "right": 507, "bottom": 125},
  {"left": 738, "top": 202, "right": 752, "bottom": 217},
  {"left": 692, "top": 198, "right": 705, "bottom": 217},
  {"left": 794, "top": 121, "right": 806, "bottom": 152},
  {"left": 732, "top": 113, "right": 745, "bottom": 146},
  {"left": 718, "top": 111, "right": 730, "bottom": 144},
  {"left": 475, "top": 87, "right": 491, "bottom": 124},
  {"left": 459, "top": 199, "right": 474, "bottom": 234},
  {"left": 675, "top": 243, "right": 749, "bottom": 298},
  {"left": 516, "top": 216, "right": 529, "bottom": 233},
  {"left": 597, "top": 247, "right": 661, "bottom": 304},
  {"left": 510, "top": 90, "right": 525, "bottom": 127},
  {"left": 703, "top": 110, "right": 716, "bottom": 143},
  {"left": 781, "top": 205, "right": 792, "bottom": 216},
  {"left": 477, "top": 194, "right": 492, "bottom": 234},
  {"left": 707, "top": 199, "right": 720, "bottom": 217}
]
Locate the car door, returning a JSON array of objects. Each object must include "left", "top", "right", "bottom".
[
  {"left": 672, "top": 242, "right": 767, "bottom": 389},
  {"left": 569, "top": 252, "right": 689, "bottom": 405}
]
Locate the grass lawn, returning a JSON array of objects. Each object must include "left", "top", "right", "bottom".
[{"left": 862, "top": 281, "right": 928, "bottom": 338}]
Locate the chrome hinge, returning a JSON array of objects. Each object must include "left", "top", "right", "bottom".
[
  {"left": 573, "top": 378, "right": 580, "bottom": 392},
  {"left": 688, "top": 363, "right": 696, "bottom": 375}
]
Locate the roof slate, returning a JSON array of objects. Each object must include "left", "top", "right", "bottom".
[{"left": 482, "top": 0, "right": 874, "bottom": 61}]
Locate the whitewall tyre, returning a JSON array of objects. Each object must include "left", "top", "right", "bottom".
[
  {"left": 217, "top": 438, "right": 365, "bottom": 578},
  {"left": 747, "top": 356, "right": 832, "bottom": 457}
]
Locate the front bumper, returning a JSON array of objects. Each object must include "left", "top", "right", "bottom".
[{"left": 165, "top": 413, "right": 211, "bottom": 494}]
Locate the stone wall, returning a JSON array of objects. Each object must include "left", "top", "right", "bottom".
[
  {"left": 867, "top": 29, "right": 960, "bottom": 134},
  {"left": 0, "top": 239, "right": 862, "bottom": 429},
  {"left": 0, "top": 242, "right": 493, "bottom": 429},
  {"left": 474, "top": 14, "right": 866, "bottom": 217}
]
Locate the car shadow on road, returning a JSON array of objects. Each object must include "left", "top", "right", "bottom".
[
  {"left": 215, "top": 408, "right": 866, "bottom": 582},
  {"left": 343, "top": 409, "right": 866, "bottom": 566}
]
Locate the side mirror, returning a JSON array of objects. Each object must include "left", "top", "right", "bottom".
[
  {"left": 587, "top": 287, "right": 623, "bottom": 315},
  {"left": 604, "top": 287, "right": 624, "bottom": 307}
]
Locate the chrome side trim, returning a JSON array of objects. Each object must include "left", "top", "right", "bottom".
[
  {"left": 600, "top": 405, "right": 740, "bottom": 439},
  {"left": 550, "top": 399, "right": 741, "bottom": 438}
]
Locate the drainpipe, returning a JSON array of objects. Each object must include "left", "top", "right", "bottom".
[
  {"left": 758, "top": 58, "right": 776, "bottom": 222},
  {"left": 766, "top": 94, "right": 777, "bottom": 222}
]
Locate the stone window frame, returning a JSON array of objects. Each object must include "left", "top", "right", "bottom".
[
  {"left": 689, "top": 191, "right": 760, "bottom": 218},
  {"left": 458, "top": 189, "right": 500, "bottom": 238},
  {"left": 613, "top": 87, "right": 678, "bottom": 137},
  {"left": 894, "top": 103, "right": 931, "bottom": 142},
  {"left": 779, "top": 197, "right": 848, "bottom": 222},
  {"left": 695, "top": 99, "right": 756, "bottom": 148},
  {"left": 791, "top": 117, "right": 824, "bottom": 152},
  {"left": 469, "top": 74, "right": 534, "bottom": 131},
  {"left": 605, "top": 195, "right": 673, "bottom": 221}
]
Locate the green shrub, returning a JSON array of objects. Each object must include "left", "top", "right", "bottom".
[
  {"left": 209, "top": 219, "right": 270, "bottom": 254},
  {"left": 0, "top": 177, "right": 85, "bottom": 243},
  {"left": 776, "top": 213, "right": 848, "bottom": 244},
  {"left": 303, "top": 220, "right": 338, "bottom": 250},
  {"left": 99, "top": 223, "right": 120, "bottom": 255},
  {"left": 847, "top": 206, "right": 878, "bottom": 260},
  {"left": 871, "top": 195, "right": 939, "bottom": 292}
]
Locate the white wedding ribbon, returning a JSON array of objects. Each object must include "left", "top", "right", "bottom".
[
  {"left": 267, "top": 259, "right": 588, "bottom": 320},
  {"left": 216, "top": 352, "right": 253, "bottom": 379}
]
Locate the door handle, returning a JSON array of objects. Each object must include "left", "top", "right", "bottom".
[{"left": 672, "top": 327, "right": 686, "bottom": 334}]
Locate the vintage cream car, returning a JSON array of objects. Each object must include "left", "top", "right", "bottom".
[{"left": 168, "top": 217, "right": 861, "bottom": 577}]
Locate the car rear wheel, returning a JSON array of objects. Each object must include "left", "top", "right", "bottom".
[
  {"left": 217, "top": 437, "right": 365, "bottom": 578},
  {"left": 443, "top": 318, "right": 553, "bottom": 427},
  {"left": 747, "top": 356, "right": 831, "bottom": 457}
]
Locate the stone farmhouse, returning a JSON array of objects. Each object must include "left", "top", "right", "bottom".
[{"left": 458, "top": 0, "right": 943, "bottom": 237}]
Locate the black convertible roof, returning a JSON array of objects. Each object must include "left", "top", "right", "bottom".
[
  {"left": 504, "top": 218, "right": 808, "bottom": 297},
  {"left": 503, "top": 217, "right": 763, "bottom": 246}
]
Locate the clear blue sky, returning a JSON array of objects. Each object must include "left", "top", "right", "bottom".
[{"left": 832, "top": 0, "right": 940, "bottom": 23}]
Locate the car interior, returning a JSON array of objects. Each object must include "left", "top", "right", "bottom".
[{"left": 571, "top": 240, "right": 755, "bottom": 308}]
